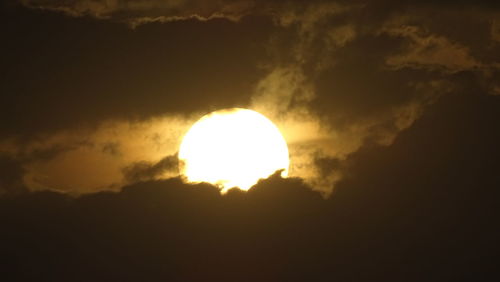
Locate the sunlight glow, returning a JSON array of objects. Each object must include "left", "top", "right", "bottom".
[{"left": 178, "top": 108, "right": 289, "bottom": 192}]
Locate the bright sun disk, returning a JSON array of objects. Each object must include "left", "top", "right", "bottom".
[{"left": 178, "top": 108, "right": 289, "bottom": 192}]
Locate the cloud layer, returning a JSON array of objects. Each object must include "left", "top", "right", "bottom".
[
  {"left": 1, "top": 0, "right": 499, "bottom": 195},
  {"left": 2, "top": 89, "right": 499, "bottom": 279}
]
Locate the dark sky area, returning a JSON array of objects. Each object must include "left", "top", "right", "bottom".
[{"left": 1, "top": 0, "right": 500, "bottom": 281}]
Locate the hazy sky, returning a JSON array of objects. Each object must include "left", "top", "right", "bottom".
[{"left": 1, "top": 1, "right": 499, "bottom": 281}]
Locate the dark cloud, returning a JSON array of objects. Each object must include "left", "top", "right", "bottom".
[
  {"left": 0, "top": 155, "right": 28, "bottom": 195},
  {"left": 2, "top": 1, "right": 498, "bottom": 137},
  {"left": 122, "top": 154, "right": 178, "bottom": 183},
  {"left": 1, "top": 3, "right": 271, "bottom": 139},
  {"left": 1, "top": 88, "right": 499, "bottom": 280},
  {"left": 20, "top": 0, "right": 259, "bottom": 26},
  {"left": 1, "top": 0, "right": 499, "bottom": 194},
  {"left": 101, "top": 142, "right": 121, "bottom": 156}
]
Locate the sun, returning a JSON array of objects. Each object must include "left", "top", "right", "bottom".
[{"left": 178, "top": 108, "right": 289, "bottom": 192}]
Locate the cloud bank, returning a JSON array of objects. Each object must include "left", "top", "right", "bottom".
[
  {"left": 1, "top": 89, "right": 499, "bottom": 279},
  {"left": 1, "top": 0, "right": 499, "bottom": 195}
]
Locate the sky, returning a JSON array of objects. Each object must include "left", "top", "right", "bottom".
[{"left": 1, "top": 0, "right": 500, "bottom": 281}]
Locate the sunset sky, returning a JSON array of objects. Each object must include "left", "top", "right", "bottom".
[{"left": 1, "top": 0, "right": 499, "bottom": 281}]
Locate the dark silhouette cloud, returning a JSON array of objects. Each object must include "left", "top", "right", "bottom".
[
  {"left": 0, "top": 155, "right": 28, "bottom": 195},
  {"left": 1, "top": 2, "right": 270, "bottom": 139},
  {"left": 20, "top": 0, "right": 259, "bottom": 25},
  {"left": 1, "top": 88, "right": 499, "bottom": 281},
  {"left": 3, "top": 0, "right": 497, "bottom": 139},
  {"left": 122, "top": 154, "right": 178, "bottom": 183}
]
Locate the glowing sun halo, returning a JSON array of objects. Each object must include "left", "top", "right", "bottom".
[{"left": 178, "top": 108, "right": 289, "bottom": 192}]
